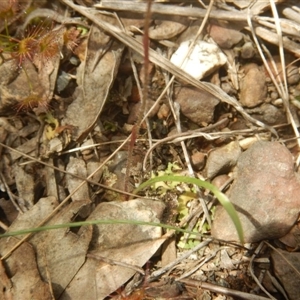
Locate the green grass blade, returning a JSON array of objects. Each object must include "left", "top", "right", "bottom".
[
  {"left": 0, "top": 219, "right": 204, "bottom": 238},
  {"left": 133, "top": 175, "right": 244, "bottom": 244}
]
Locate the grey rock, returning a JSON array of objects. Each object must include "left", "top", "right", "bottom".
[
  {"left": 248, "top": 103, "right": 287, "bottom": 125},
  {"left": 205, "top": 141, "right": 241, "bottom": 179},
  {"left": 175, "top": 86, "right": 219, "bottom": 125},
  {"left": 212, "top": 141, "right": 300, "bottom": 242}
]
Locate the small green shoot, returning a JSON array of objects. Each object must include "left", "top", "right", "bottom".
[{"left": 133, "top": 175, "right": 244, "bottom": 244}]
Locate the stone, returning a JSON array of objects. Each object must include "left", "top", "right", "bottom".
[
  {"left": 239, "top": 64, "right": 267, "bottom": 108},
  {"left": 207, "top": 21, "right": 244, "bottom": 49},
  {"left": 249, "top": 103, "right": 287, "bottom": 125},
  {"left": 175, "top": 86, "right": 219, "bottom": 125},
  {"left": 191, "top": 151, "right": 206, "bottom": 171},
  {"left": 211, "top": 141, "right": 300, "bottom": 243},
  {"left": 127, "top": 99, "right": 159, "bottom": 124},
  {"left": 170, "top": 40, "right": 227, "bottom": 80},
  {"left": 205, "top": 141, "right": 241, "bottom": 179}
]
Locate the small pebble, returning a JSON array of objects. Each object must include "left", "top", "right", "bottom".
[{"left": 191, "top": 151, "right": 206, "bottom": 171}]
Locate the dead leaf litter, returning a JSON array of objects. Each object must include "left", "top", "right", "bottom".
[{"left": 0, "top": 0, "right": 300, "bottom": 299}]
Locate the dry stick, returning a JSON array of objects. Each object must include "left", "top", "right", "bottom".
[
  {"left": 128, "top": 0, "right": 215, "bottom": 225},
  {"left": 104, "top": 1, "right": 300, "bottom": 40},
  {"left": 149, "top": 238, "right": 212, "bottom": 280},
  {"left": 177, "top": 251, "right": 217, "bottom": 280},
  {"left": 254, "top": 26, "right": 300, "bottom": 57},
  {"left": 60, "top": 0, "right": 278, "bottom": 139},
  {"left": 247, "top": 6, "right": 300, "bottom": 154},
  {"left": 141, "top": 0, "right": 214, "bottom": 138},
  {"left": 265, "top": 241, "right": 300, "bottom": 277},
  {"left": 166, "top": 0, "right": 215, "bottom": 228},
  {"left": 0, "top": 171, "right": 24, "bottom": 214},
  {"left": 123, "top": 0, "right": 152, "bottom": 196},
  {"left": 142, "top": 119, "right": 258, "bottom": 170},
  {"left": 265, "top": 270, "right": 289, "bottom": 300},
  {"left": 173, "top": 101, "right": 213, "bottom": 230},
  {"left": 128, "top": 51, "right": 154, "bottom": 169},
  {"left": 178, "top": 278, "right": 272, "bottom": 300},
  {"left": 269, "top": 0, "right": 300, "bottom": 165},
  {"left": 96, "top": 1, "right": 248, "bottom": 22},
  {"left": 87, "top": 253, "right": 145, "bottom": 275},
  {"left": 20, "top": 8, "right": 88, "bottom": 30},
  {"left": 0, "top": 142, "right": 138, "bottom": 198},
  {"left": 248, "top": 242, "right": 276, "bottom": 299}
]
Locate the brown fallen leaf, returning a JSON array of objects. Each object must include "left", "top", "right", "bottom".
[
  {"left": 0, "top": 238, "right": 52, "bottom": 300},
  {"left": 62, "top": 23, "right": 124, "bottom": 142},
  {"left": 61, "top": 198, "right": 166, "bottom": 299}
]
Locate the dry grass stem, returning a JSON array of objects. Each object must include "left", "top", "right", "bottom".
[{"left": 96, "top": 1, "right": 248, "bottom": 21}]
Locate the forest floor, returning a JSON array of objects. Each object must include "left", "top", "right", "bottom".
[{"left": 0, "top": 0, "right": 300, "bottom": 299}]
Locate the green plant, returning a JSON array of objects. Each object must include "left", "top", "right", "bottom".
[{"left": 133, "top": 175, "right": 244, "bottom": 244}]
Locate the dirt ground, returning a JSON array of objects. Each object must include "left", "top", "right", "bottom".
[{"left": 0, "top": 0, "right": 300, "bottom": 299}]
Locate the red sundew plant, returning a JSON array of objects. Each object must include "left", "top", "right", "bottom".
[
  {"left": 14, "top": 93, "right": 50, "bottom": 114},
  {"left": 33, "top": 26, "right": 64, "bottom": 69},
  {"left": 0, "top": 10, "right": 83, "bottom": 113},
  {"left": 0, "top": 0, "right": 19, "bottom": 20},
  {"left": 1, "top": 23, "right": 45, "bottom": 67},
  {"left": 24, "top": 27, "right": 62, "bottom": 68},
  {"left": 1, "top": 19, "right": 65, "bottom": 69},
  {"left": 63, "top": 26, "right": 82, "bottom": 52},
  {"left": 10, "top": 35, "right": 38, "bottom": 66}
]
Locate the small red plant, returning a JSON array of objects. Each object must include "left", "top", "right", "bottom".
[
  {"left": 63, "top": 26, "right": 82, "bottom": 52},
  {"left": 1, "top": 19, "right": 64, "bottom": 69},
  {"left": 10, "top": 35, "right": 38, "bottom": 66},
  {"left": 1, "top": 10, "right": 83, "bottom": 114},
  {"left": 0, "top": 0, "right": 19, "bottom": 20},
  {"left": 14, "top": 93, "right": 49, "bottom": 113},
  {"left": 33, "top": 26, "right": 64, "bottom": 69}
]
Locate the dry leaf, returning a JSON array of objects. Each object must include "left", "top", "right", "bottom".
[{"left": 62, "top": 24, "right": 124, "bottom": 142}]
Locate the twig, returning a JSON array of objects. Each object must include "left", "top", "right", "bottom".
[
  {"left": 265, "top": 241, "right": 300, "bottom": 277},
  {"left": 247, "top": 4, "right": 300, "bottom": 165},
  {"left": 123, "top": 0, "right": 152, "bottom": 197},
  {"left": 173, "top": 101, "right": 212, "bottom": 228},
  {"left": 95, "top": 1, "right": 248, "bottom": 21},
  {"left": 0, "top": 171, "right": 24, "bottom": 214},
  {"left": 0, "top": 142, "right": 139, "bottom": 199},
  {"left": 179, "top": 278, "right": 272, "bottom": 300},
  {"left": 20, "top": 8, "right": 88, "bottom": 32},
  {"left": 177, "top": 251, "right": 217, "bottom": 280},
  {"left": 248, "top": 242, "right": 276, "bottom": 299},
  {"left": 149, "top": 238, "right": 212, "bottom": 280},
  {"left": 87, "top": 253, "right": 145, "bottom": 275},
  {"left": 142, "top": 118, "right": 227, "bottom": 170},
  {"left": 254, "top": 26, "right": 300, "bottom": 57}
]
